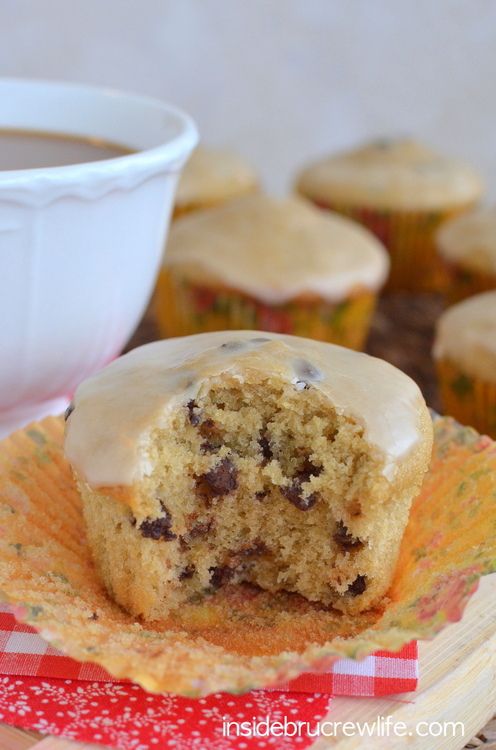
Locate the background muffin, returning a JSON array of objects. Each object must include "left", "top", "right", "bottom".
[
  {"left": 295, "top": 138, "right": 483, "bottom": 291},
  {"left": 156, "top": 193, "right": 389, "bottom": 348},
  {"left": 174, "top": 145, "right": 258, "bottom": 218},
  {"left": 65, "top": 331, "right": 433, "bottom": 621},
  {"left": 434, "top": 291, "right": 496, "bottom": 438},
  {"left": 436, "top": 206, "right": 496, "bottom": 302}
]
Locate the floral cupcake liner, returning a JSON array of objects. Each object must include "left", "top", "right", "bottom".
[
  {"left": 308, "top": 200, "right": 476, "bottom": 292},
  {"left": 436, "top": 358, "right": 496, "bottom": 439},
  {"left": 440, "top": 260, "right": 496, "bottom": 304},
  {"left": 0, "top": 414, "right": 494, "bottom": 696},
  {"left": 155, "top": 270, "right": 377, "bottom": 349}
]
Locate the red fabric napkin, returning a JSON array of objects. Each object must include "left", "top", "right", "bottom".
[{"left": 0, "top": 605, "right": 417, "bottom": 748}]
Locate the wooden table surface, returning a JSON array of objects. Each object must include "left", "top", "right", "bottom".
[{"left": 2, "top": 293, "right": 495, "bottom": 749}]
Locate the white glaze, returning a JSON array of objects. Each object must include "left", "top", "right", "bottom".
[
  {"left": 437, "top": 205, "right": 496, "bottom": 273},
  {"left": 65, "top": 331, "right": 427, "bottom": 487},
  {"left": 175, "top": 146, "right": 258, "bottom": 210},
  {"left": 164, "top": 194, "right": 389, "bottom": 303},
  {"left": 296, "top": 139, "right": 483, "bottom": 211},
  {"left": 433, "top": 291, "right": 496, "bottom": 382}
]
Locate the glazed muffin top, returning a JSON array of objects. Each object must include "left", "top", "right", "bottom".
[
  {"left": 437, "top": 206, "right": 496, "bottom": 274},
  {"left": 164, "top": 194, "right": 389, "bottom": 303},
  {"left": 175, "top": 146, "right": 258, "bottom": 213},
  {"left": 64, "top": 330, "right": 431, "bottom": 488},
  {"left": 295, "top": 138, "right": 483, "bottom": 211},
  {"left": 433, "top": 291, "right": 496, "bottom": 382}
]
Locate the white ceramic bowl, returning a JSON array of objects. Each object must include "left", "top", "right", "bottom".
[{"left": 0, "top": 79, "right": 197, "bottom": 437}]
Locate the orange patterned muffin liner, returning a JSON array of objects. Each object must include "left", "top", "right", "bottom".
[
  {"left": 436, "top": 358, "right": 496, "bottom": 439},
  {"left": 0, "top": 415, "right": 495, "bottom": 696},
  {"left": 308, "top": 200, "right": 476, "bottom": 292},
  {"left": 155, "top": 269, "right": 377, "bottom": 349}
]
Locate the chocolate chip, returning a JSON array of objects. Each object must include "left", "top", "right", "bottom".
[
  {"left": 195, "top": 458, "right": 238, "bottom": 502},
  {"left": 89, "top": 612, "right": 99, "bottom": 621},
  {"left": 139, "top": 503, "right": 177, "bottom": 541},
  {"left": 238, "top": 541, "right": 268, "bottom": 557},
  {"left": 188, "top": 519, "right": 213, "bottom": 539},
  {"left": 334, "top": 522, "right": 364, "bottom": 551},
  {"left": 347, "top": 575, "right": 367, "bottom": 596},
  {"left": 209, "top": 565, "right": 234, "bottom": 588},
  {"left": 220, "top": 340, "right": 244, "bottom": 351},
  {"left": 130, "top": 516, "right": 137, "bottom": 527},
  {"left": 199, "top": 419, "right": 223, "bottom": 453},
  {"left": 64, "top": 403, "right": 74, "bottom": 421},
  {"left": 298, "top": 457, "right": 323, "bottom": 482},
  {"left": 179, "top": 564, "right": 196, "bottom": 580},
  {"left": 186, "top": 400, "right": 200, "bottom": 426},
  {"left": 258, "top": 431, "right": 273, "bottom": 463},
  {"left": 255, "top": 490, "right": 268, "bottom": 501},
  {"left": 281, "top": 482, "right": 318, "bottom": 511},
  {"left": 293, "top": 358, "right": 323, "bottom": 383}
]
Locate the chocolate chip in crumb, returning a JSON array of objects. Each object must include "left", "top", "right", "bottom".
[
  {"left": 195, "top": 458, "right": 238, "bottom": 503},
  {"left": 186, "top": 400, "right": 200, "bottom": 426},
  {"left": 334, "top": 521, "right": 364, "bottom": 551},
  {"left": 89, "top": 612, "right": 99, "bottom": 621},
  {"left": 258, "top": 431, "right": 273, "bottom": 463},
  {"left": 255, "top": 490, "right": 268, "bottom": 501},
  {"left": 281, "top": 482, "right": 318, "bottom": 511},
  {"left": 347, "top": 575, "right": 367, "bottom": 596},
  {"left": 179, "top": 564, "right": 196, "bottom": 580},
  {"left": 139, "top": 503, "right": 177, "bottom": 541},
  {"left": 188, "top": 519, "right": 213, "bottom": 539},
  {"left": 209, "top": 565, "right": 234, "bottom": 589},
  {"left": 199, "top": 419, "right": 223, "bottom": 453},
  {"left": 298, "top": 457, "right": 323, "bottom": 481},
  {"left": 64, "top": 403, "right": 74, "bottom": 421}
]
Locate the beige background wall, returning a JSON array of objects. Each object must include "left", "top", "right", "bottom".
[{"left": 1, "top": 0, "right": 494, "bottom": 195}]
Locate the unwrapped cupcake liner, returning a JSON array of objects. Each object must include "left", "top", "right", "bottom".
[
  {"left": 155, "top": 270, "right": 377, "bottom": 349},
  {"left": 0, "top": 414, "right": 494, "bottom": 696},
  {"left": 436, "top": 358, "right": 496, "bottom": 439},
  {"left": 309, "top": 200, "right": 476, "bottom": 292}
]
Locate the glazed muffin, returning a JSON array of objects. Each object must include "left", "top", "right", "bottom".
[
  {"left": 436, "top": 206, "right": 496, "bottom": 302},
  {"left": 434, "top": 291, "right": 496, "bottom": 438},
  {"left": 64, "top": 331, "right": 433, "bottom": 621},
  {"left": 174, "top": 146, "right": 258, "bottom": 218},
  {"left": 156, "top": 194, "right": 389, "bottom": 348},
  {"left": 295, "top": 138, "right": 483, "bottom": 291}
]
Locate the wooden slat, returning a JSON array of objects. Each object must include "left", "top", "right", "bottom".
[{"left": 313, "top": 574, "right": 496, "bottom": 748}]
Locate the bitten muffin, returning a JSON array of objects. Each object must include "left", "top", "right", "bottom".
[
  {"left": 156, "top": 194, "right": 389, "bottom": 348},
  {"left": 64, "top": 331, "right": 432, "bottom": 621},
  {"left": 174, "top": 146, "right": 258, "bottom": 218},
  {"left": 436, "top": 206, "right": 496, "bottom": 302},
  {"left": 295, "top": 138, "right": 483, "bottom": 291},
  {"left": 434, "top": 291, "right": 496, "bottom": 438}
]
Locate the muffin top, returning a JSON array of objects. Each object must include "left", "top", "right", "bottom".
[
  {"left": 437, "top": 206, "right": 496, "bottom": 273},
  {"left": 175, "top": 146, "right": 258, "bottom": 212},
  {"left": 296, "top": 138, "right": 483, "bottom": 211},
  {"left": 64, "top": 330, "right": 430, "bottom": 488},
  {"left": 164, "top": 194, "right": 389, "bottom": 303},
  {"left": 433, "top": 291, "right": 496, "bottom": 382}
]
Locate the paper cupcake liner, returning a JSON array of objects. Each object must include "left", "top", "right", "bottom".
[
  {"left": 155, "top": 270, "right": 377, "bottom": 349},
  {"left": 309, "top": 200, "right": 475, "bottom": 292},
  {"left": 0, "top": 415, "right": 494, "bottom": 696},
  {"left": 436, "top": 358, "right": 496, "bottom": 439},
  {"left": 440, "top": 260, "right": 496, "bottom": 304}
]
